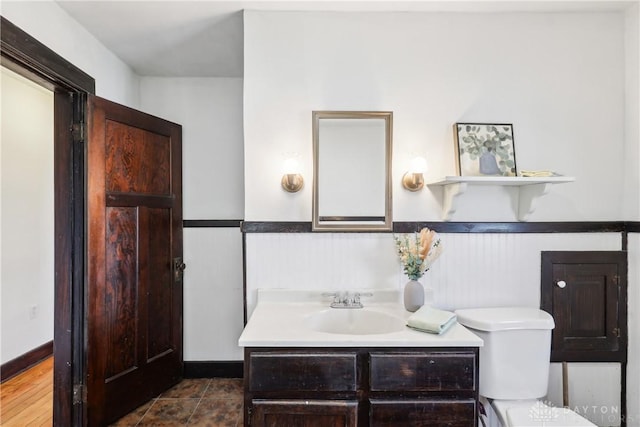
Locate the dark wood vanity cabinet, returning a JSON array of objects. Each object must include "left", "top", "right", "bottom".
[{"left": 244, "top": 347, "right": 479, "bottom": 427}]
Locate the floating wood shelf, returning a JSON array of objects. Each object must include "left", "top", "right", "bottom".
[{"left": 426, "top": 176, "right": 575, "bottom": 221}]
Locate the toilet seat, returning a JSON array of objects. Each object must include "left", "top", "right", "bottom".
[{"left": 492, "top": 400, "right": 595, "bottom": 427}]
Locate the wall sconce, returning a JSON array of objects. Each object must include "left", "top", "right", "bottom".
[
  {"left": 402, "top": 156, "right": 428, "bottom": 192},
  {"left": 281, "top": 157, "right": 304, "bottom": 193}
]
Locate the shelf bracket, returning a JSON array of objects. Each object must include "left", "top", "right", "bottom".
[
  {"left": 441, "top": 182, "right": 467, "bottom": 221},
  {"left": 518, "top": 183, "right": 551, "bottom": 221}
]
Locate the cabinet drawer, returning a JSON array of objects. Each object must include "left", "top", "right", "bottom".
[
  {"left": 251, "top": 399, "right": 358, "bottom": 427},
  {"left": 369, "top": 399, "right": 476, "bottom": 427},
  {"left": 249, "top": 352, "right": 357, "bottom": 392},
  {"left": 370, "top": 352, "right": 476, "bottom": 392}
]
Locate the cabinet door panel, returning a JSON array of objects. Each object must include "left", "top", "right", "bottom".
[
  {"left": 251, "top": 399, "right": 358, "bottom": 427},
  {"left": 370, "top": 352, "right": 476, "bottom": 392},
  {"left": 541, "top": 251, "right": 627, "bottom": 362},
  {"left": 249, "top": 352, "right": 357, "bottom": 392},
  {"left": 370, "top": 399, "right": 476, "bottom": 426}
]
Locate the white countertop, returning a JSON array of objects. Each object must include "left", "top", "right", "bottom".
[{"left": 238, "top": 289, "right": 483, "bottom": 348}]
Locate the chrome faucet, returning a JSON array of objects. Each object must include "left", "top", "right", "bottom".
[{"left": 322, "top": 291, "right": 373, "bottom": 309}]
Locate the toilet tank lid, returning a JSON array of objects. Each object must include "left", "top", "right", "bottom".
[{"left": 454, "top": 307, "right": 555, "bottom": 331}]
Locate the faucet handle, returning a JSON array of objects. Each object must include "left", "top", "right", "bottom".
[
  {"left": 322, "top": 292, "right": 342, "bottom": 304},
  {"left": 353, "top": 292, "right": 373, "bottom": 304}
]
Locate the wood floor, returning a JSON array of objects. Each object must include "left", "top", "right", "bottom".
[
  {"left": 0, "top": 358, "right": 244, "bottom": 426},
  {"left": 0, "top": 357, "right": 53, "bottom": 426}
]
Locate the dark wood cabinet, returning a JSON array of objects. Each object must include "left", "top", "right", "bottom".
[
  {"left": 541, "top": 251, "right": 627, "bottom": 362},
  {"left": 244, "top": 347, "right": 479, "bottom": 427}
]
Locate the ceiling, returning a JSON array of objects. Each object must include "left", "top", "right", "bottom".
[{"left": 55, "top": 0, "right": 636, "bottom": 78}]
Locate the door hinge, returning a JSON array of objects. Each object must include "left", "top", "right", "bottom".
[
  {"left": 72, "top": 122, "right": 85, "bottom": 143},
  {"left": 72, "top": 383, "right": 86, "bottom": 405},
  {"left": 613, "top": 275, "right": 620, "bottom": 285},
  {"left": 613, "top": 327, "right": 621, "bottom": 338},
  {"left": 247, "top": 407, "right": 252, "bottom": 426}
]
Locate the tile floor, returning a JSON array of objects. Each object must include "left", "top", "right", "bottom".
[{"left": 109, "top": 378, "right": 244, "bottom": 427}]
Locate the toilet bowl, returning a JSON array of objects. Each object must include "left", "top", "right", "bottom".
[
  {"left": 492, "top": 399, "right": 595, "bottom": 427},
  {"left": 454, "top": 307, "right": 596, "bottom": 427}
]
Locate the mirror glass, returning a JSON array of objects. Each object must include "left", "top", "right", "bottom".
[{"left": 312, "top": 111, "right": 392, "bottom": 231}]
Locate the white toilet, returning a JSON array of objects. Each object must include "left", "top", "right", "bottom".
[{"left": 455, "top": 307, "right": 596, "bottom": 427}]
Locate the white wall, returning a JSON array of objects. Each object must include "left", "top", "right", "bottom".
[
  {"left": 0, "top": 1, "right": 140, "bottom": 108},
  {"left": 139, "top": 77, "right": 244, "bottom": 361},
  {"left": 244, "top": 10, "right": 626, "bottom": 222},
  {"left": 0, "top": 66, "right": 54, "bottom": 364},
  {"left": 625, "top": 4, "right": 640, "bottom": 221},
  {"left": 139, "top": 77, "right": 244, "bottom": 219}
]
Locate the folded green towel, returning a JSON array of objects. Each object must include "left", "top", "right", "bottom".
[{"left": 406, "top": 306, "right": 457, "bottom": 335}]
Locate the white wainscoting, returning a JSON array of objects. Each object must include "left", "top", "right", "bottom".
[
  {"left": 245, "top": 232, "right": 621, "bottom": 317},
  {"left": 548, "top": 363, "right": 622, "bottom": 426},
  {"left": 246, "top": 232, "right": 398, "bottom": 316},
  {"left": 627, "top": 233, "right": 640, "bottom": 427},
  {"left": 183, "top": 227, "right": 244, "bottom": 361}
]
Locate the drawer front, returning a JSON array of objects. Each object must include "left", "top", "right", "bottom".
[
  {"left": 369, "top": 399, "right": 476, "bottom": 427},
  {"left": 249, "top": 352, "right": 357, "bottom": 392},
  {"left": 370, "top": 352, "right": 476, "bottom": 392},
  {"left": 251, "top": 399, "right": 358, "bottom": 427}
]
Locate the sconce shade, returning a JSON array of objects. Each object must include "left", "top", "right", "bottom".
[
  {"left": 282, "top": 158, "right": 301, "bottom": 174},
  {"left": 409, "top": 156, "right": 428, "bottom": 174}
]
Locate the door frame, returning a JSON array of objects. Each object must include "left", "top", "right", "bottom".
[{"left": 1, "top": 16, "right": 94, "bottom": 426}]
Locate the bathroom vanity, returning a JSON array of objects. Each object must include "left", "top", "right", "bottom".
[{"left": 239, "top": 290, "right": 483, "bottom": 427}]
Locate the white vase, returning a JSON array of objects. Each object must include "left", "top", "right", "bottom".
[
  {"left": 404, "top": 280, "right": 424, "bottom": 312},
  {"left": 404, "top": 279, "right": 435, "bottom": 312}
]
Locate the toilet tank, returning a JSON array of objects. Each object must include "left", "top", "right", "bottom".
[{"left": 455, "top": 307, "right": 555, "bottom": 400}]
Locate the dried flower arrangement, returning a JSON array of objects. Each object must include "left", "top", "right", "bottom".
[{"left": 394, "top": 227, "right": 443, "bottom": 280}]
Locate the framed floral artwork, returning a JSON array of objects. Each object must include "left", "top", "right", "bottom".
[{"left": 453, "top": 123, "right": 517, "bottom": 177}]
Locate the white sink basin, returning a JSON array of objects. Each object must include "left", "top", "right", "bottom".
[{"left": 304, "top": 309, "right": 406, "bottom": 335}]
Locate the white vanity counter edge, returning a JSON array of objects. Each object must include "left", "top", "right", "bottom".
[{"left": 238, "top": 289, "right": 483, "bottom": 348}]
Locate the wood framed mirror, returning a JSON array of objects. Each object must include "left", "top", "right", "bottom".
[{"left": 312, "top": 111, "right": 393, "bottom": 231}]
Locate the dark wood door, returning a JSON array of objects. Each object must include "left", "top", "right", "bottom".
[
  {"left": 541, "top": 251, "right": 627, "bottom": 362},
  {"left": 86, "top": 95, "right": 183, "bottom": 425}
]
